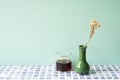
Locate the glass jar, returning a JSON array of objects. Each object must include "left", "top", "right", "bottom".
[{"left": 56, "top": 52, "right": 72, "bottom": 72}]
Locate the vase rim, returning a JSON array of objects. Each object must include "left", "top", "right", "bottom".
[{"left": 79, "top": 45, "right": 87, "bottom": 48}]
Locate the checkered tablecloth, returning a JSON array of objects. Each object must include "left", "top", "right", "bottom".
[{"left": 0, "top": 65, "right": 120, "bottom": 80}]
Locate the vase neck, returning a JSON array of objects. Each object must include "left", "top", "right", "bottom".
[{"left": 79, "top": 45, "right": 87, "bottom": 62}]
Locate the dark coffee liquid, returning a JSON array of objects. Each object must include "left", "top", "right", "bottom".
[{"left": 56, "top": 59, "right": 72, "bottom": 71}]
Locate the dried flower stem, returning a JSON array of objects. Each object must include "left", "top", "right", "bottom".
[{"left": 84, "top": 19, "right": 100, "bottom": 47}]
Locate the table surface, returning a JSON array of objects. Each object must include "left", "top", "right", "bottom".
[{"left": 0, "top": 65, "right": 120, "bottom": 80}]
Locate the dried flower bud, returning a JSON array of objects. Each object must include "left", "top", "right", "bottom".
[
  {"left": 97, "top": 22, "right": 100, "bottom": 27},
  {"left": 91, "top": 20, "right": 96, "bottom": 23}
]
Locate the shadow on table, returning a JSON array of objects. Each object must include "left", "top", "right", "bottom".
[
  {"left": 89, "top": 69, "right": 104, "bottom": 75},
  {"left": 89, "top": 69, "right": 96, "bottom": 74}
]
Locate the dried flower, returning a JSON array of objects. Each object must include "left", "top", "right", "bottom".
[{"left": 84, "top": 19, "right": 101, "bottom": 47}]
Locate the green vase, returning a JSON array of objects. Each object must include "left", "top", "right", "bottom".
[{"left": 75, "top": 45, "right": 90, "bottom": 75}]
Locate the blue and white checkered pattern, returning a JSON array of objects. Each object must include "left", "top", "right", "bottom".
[{"left": 0, "top": 65, "right": 120, "bottom": 80}]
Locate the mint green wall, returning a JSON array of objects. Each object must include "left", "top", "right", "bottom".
[{"left": 0, "top": 0, "right": 120, "bottom": 65}]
